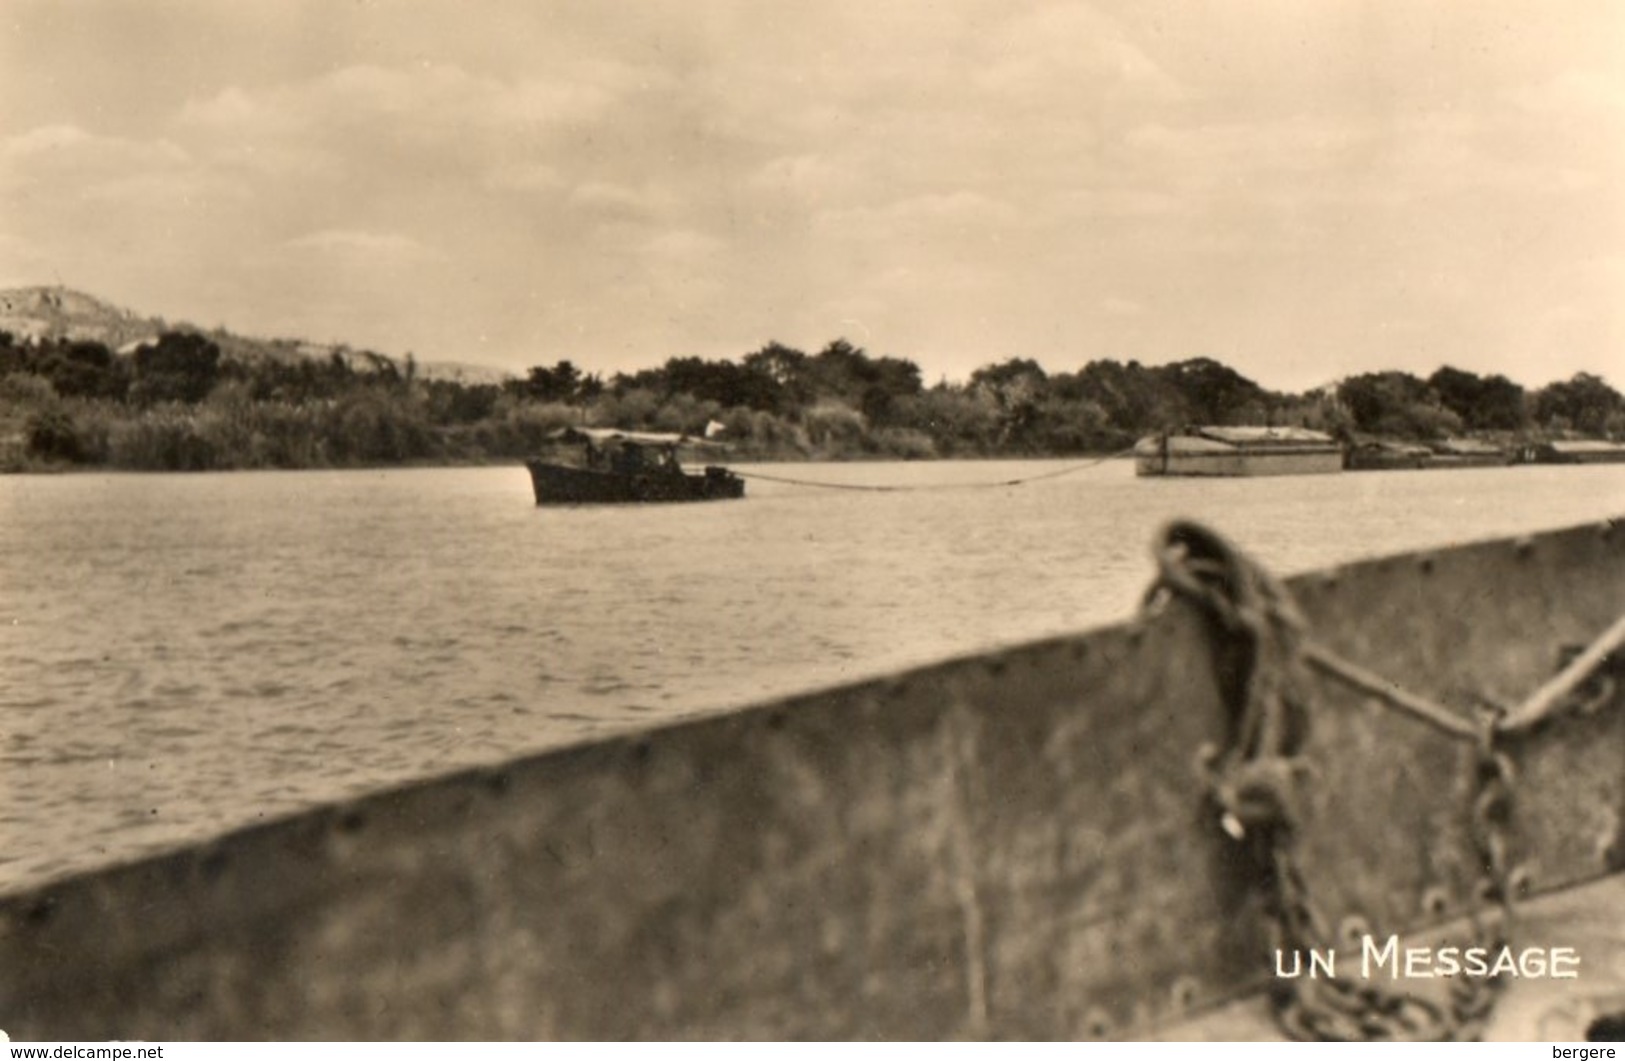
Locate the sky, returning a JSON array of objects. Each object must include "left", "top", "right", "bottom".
[{"left": 1, "top": 1, "right": 1621, "bottom": 392}]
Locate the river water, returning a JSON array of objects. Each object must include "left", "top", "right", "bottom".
[{"left": 2, "top": 459, "right": 1623, "bottom": 895}]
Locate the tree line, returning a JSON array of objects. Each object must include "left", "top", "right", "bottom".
[{"left": 2, "top": 328, "right": 1621, "bottom": 472}]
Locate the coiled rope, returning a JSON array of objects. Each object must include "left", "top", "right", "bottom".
[{"left": 731, "top": 446, "right": 1137, "bottom": 493}]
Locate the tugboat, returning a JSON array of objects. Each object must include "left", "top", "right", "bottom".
[{"left": 525, "top": 427, "right": 745, "bottom": 504}]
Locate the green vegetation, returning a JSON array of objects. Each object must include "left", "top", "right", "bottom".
[{"left": 1, "top": 327, "right": 1621, "bottom": 472}]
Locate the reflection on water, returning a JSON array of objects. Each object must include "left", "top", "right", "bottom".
[{"left": 1, "top": 461, "right": 1622, "bottom": 893}]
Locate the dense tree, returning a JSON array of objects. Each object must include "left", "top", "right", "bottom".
[
  {"left": 658, "top": 357, "right": 784, "bottom": 412},
  {"left": 1067, "top": 360, "right": 1182, "bottom": 433},
  {"left": 1336, "top": 372, "right": 1462, "bottom": 438},
  {"left": 895, "top": 385, "right": 1002, "bottom": 455},
  {"left": 2, "top": 314, "right": 1618, "bottom": 470},
  {"left": 26, "top": 408, "right": 85, "bottom": 462},
  {"left": 518, "top": 360, "right": 584, "bottom": 404},
  {"left": 741, "top": 342, "right": 814, "bottom": 408},
  {"left": 797, "top": 340, "right": 921, "bottom": 422},
  {"left": 802, "top": 340, "right": 922, "bottom": 426},
  {"left": 37, "top": 340, "right": 128, "bottom": 400},
  {"left": 967, "top": 358, "right": 1047, "bottom": 449},
  {"left": 1532, "top": 373, "right": 1625, "bottom": 436},
  {"left": 969, "top": 358, "right": 1043, "bottom": 409},
  {"left": 1156, "top": 357, "right": 1269, "bottom": 426},
  {"left": 130, "top": 332, "right": 223, "bottom": 405},
  {"left": 423, "top": 379, "right": 501, "bottom": 425},
  {"left": 239, "top": 352, "right": 356, "bottom": 403},
  {"left": 1427, "top": 366, "right": 1526, "bottom": 431}
]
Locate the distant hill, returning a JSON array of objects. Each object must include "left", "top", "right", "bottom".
[
  {"left": 0, "top": 285, "right": 512, "bottom": 384},
  {"left": 0, "top": 286, "right": 165, "bottom": 352}
]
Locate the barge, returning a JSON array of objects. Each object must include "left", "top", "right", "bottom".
[
  {"left": 1528, "top": 440, "right": 1625, "bottom": 465},
  {"left": 1134, "top": 426, "right": 1344, "bottom": 477}
]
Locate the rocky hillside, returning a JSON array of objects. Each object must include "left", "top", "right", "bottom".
[{"left": 0, "top": 287, "right": 165, "bottom": 352}]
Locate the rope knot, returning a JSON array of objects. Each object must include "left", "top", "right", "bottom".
[{"left": 1212, "top": 757, "right": 1314, "bottom": 841}]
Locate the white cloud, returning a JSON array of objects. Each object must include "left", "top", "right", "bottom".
[
  {"left": 1054, "top": 188, "right": 1188, "bottom": 220},
  {"left": 175, "top": 61, "right": 643, "bottom": 160},
  {"left": 0, "top": 123, "right": 244, "bottom": 274},
  {"left": 281, "top": 229, "right": 437, "bottom": 259},
  {"left": 1100, "top": 296, "right": 1144, "bottom": 317},
  {"left": 642, "top": 228, "right": 725, "bottom": 264},
  {"left": 747, "top": 153, "right": 865, "bottom": 207},
  {"left": 976, "top": 3, "right": 1183, "bottom": 104},
  {"left": 483, "top": 162, "right": 565, "bottom": 194},
  {"left": 1, "top": 2, "right": 1619, "bottom": 389},
  {"left": 4, "top": 124, "right": 99, "bottom": 157},
  {"left": 568, "top": 181, "right": 677, "bottom": 221},
  {"left": 1, "top": 125, "right": 192, "bottom": 183},
  {"left": 818, "top": 190, "right": 1016, "bottom": 230},
  {"left": 1509, "top": 69, "right": 1625, "bottom": 114}
]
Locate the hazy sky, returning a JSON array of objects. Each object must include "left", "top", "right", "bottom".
[{"left": 2, "top": 1, "right": 1621, "bottom": 391}]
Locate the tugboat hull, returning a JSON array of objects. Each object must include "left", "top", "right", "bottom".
[{"left": 525, "top": 460, "right": 745, "bottom": 504}]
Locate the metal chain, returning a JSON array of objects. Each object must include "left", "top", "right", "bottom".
[
  {"left": 1145, "top": 521, "right": 1518, "bottom": 1042},
  {"left": 1455, "top": 711, "right": 1518, "bottom": 1034}
]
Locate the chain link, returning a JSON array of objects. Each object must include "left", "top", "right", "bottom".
[{"left": 1146, "top": 521, "right": 1518, "bottom": 1042}]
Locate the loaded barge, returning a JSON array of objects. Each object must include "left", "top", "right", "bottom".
[
  {"left": 1527, "top": 440, "right": 1625, "bottom": 465},
  {"left": 1344, "top": 436, "right": 1513, "bottom": 471},
  {"left": 1134, "top": 426, "right": 1344, "bottom": 477}
]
